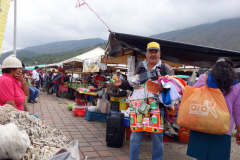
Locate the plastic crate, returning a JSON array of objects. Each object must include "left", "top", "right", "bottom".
[
  {"left": 110, "top": 101, "right": 119, "bottom": 111},
  {"left": 73, "top": 109, "right": 86, "bottom": 116},
  {"left": 74, "top": 92, "right": 82, "bottom": 99},
  {"left": 61, "top": 92, "right": 69, "bottom": 98},
  {"left": 123, "top": 126, "right": 132, "bottom": 140},
  {"left": 75, "top": 98, "right": 86, "bottom": 105},
  {"left": 84, "top": 109, "right": 108, "bottom": 122},
  {"left": 72, "top": 106, "right": 88, "bottom": 112},
  {"left": 124, "top": 117, "right": 130, "bottom": 126},
  {"left": 178, "top": 128, "right": 190, "bottom": 144},
  {"left": 119, "top": 100, "right": 127, "bottom": 111},
  {"left": 61, "top": 87, "right": 69, "bottom": 93},
  {"left": 69, "top": 94, "right": 75, "bottom": 100},
  {"left": 110, "top": 97, "right": 122, "bottom": 102}
]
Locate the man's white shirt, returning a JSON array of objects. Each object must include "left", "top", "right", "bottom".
[{"left": 32, "top": 70, "right": 39, "bottom": 81}]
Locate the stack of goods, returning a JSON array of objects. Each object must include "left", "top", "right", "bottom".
[
  {"left": 157, "top": 76, "right": 186, "bottom": 123},
  {"left": 60, "top": 82, "right": 69, "bottom": 98},
  {"left": 0, "top": 105, "right": 80, "bottom": 160}
]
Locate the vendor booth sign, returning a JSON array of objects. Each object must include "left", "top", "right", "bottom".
[{"left": 83, "top": 56, "right": 101, "bottom": 72}]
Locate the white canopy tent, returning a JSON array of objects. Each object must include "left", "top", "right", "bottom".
[{"left": 61, "top": 47, "right": 105, "bottom": 64}]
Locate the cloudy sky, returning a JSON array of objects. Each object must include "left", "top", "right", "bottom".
[{"left": 2, "top": 0, "right": 240, "bottom": 53}]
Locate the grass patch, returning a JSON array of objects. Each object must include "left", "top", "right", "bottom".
[
  {"left": 58, "top": 101, "right": 68, "bottom": 104},
  {"left": 100, "top": 122, "right": 106, "bottom": 128}
]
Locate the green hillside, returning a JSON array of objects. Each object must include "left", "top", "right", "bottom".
[
  {"left": 19, "top": 43, "right": 106, "bottom": 66},
  {"left": 24, "top": 38, "right": 107, "bottom": 54},
  {"left": 150, "top": 17, "right": 240, "bottom": 52}
]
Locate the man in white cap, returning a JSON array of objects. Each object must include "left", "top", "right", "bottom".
[
  {"left": 112, "top": 69, "right": 123, "bottom": 80},
  {"left": 112, "top": 42, "right": 174, "bottom": 160}
]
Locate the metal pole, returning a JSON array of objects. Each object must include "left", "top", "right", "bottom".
[
  {"left": 13, "top": 0, "right": 17, "bottom": 56},
  {"left": 71, "top": 61, "right": 74, "bottom": 87}
]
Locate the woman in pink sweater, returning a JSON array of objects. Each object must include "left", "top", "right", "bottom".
[{"left": 187, "top": 57, "right": 240, "bottom": 160}]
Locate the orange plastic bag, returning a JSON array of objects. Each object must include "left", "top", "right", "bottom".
[{"left": 177, "top": 75, "right": 230, "bottom": 135}]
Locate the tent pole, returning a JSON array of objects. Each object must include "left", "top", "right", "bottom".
[
  {"left": 71, "top": 61, "right": 74, "bottom": 87},
  {"left": 84, "top": 73, "right": 86, "bottom": 88},
  {"left": 13, "top": 0, "right": 17, "bottom": 56},
  {"left": 84, "top": 72, "right": 87, "bottom": 105}
]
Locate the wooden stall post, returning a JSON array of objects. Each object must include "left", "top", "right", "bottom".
[
  {"left": 69, "top": 61, "right": 74, "bottom": 100},
  {"left": 84, "top": 73, "right": 88, "bottom": 105}
]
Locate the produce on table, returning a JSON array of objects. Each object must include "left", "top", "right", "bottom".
[
  {"left": 63, "top": 82, "right": 68, "bottom": 88},
  {"left": 0, "top": 105, "right": 71, "bottom": 160}
]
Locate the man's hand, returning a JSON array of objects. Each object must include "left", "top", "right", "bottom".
[{"left": 112, "top": 79, "right": 122, "bottom": 87}]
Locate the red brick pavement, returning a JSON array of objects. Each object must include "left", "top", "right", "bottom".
[{"left": 28, "top": 92, "right": 151, "bottom": 160}]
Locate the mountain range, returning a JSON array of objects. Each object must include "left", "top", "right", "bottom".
[
  {"left": 0, "top": 38, "right": 107, "bottom": 64},
  {"left": 150, "top": 17, "right": 240, "bottom": 52},
  {"left": 1, "top": 17, "right": 240, "bottom": 65}
]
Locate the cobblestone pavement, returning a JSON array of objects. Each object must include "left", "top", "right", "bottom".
[{"left": 28, "top": 92, "right": 239, "bottom": 160}]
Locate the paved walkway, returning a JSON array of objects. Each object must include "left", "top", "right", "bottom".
[{"left": 28, "top": 92, "right": 240, "bottom": 160}]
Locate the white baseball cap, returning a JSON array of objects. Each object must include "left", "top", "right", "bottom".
[{"left": 116, "top": 69, "right": 121, "bottom": 73}]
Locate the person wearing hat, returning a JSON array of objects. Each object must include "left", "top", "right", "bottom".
[
  {"left": 112, "top": 69, "right": 123, "bottom": 80},
  {"left": 93, "top": 72, "right": 104, "bottom": 88},
  {"left": 112, "top": 42, "right": 174, "bottom": 160},
  {"left": 0, "top": 55, "right": 29, "bottom": 111},
  {"left": 26, "top": 70, "right": 39, "bottom": 103}
]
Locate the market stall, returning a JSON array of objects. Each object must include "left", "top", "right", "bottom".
[{"left": 99, "top": 31, "right": 240, "bottom": 145}]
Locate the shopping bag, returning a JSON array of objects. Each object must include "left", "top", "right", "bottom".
[
  {"left": 177, "top": 75, "right": 230, "bottom": 135},
  {"left": 101, "top": 100, "right": 110, "bottom": 113},
  {"left": 97, "top": 99, "right": 110, "bottom": 113}
]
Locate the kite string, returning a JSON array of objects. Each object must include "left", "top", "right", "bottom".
[{"left": 75, "top": 0, "right": 113, "bottom": 32}]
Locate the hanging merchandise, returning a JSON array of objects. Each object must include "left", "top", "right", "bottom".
[
  {"left": 0, "top": 0, "right": 11, "bottom": 57},
  {"left": 127, "top": 56, "right": 135, "bottom": 80},
  {"left": 127, "top": 73, "right": 186, "bottom": 133},
  {"left": 83, "top": 56, "right": 101, "bottom": 72},
  {"left": 129, "top": 83, "right": 164, "bottom": 133},
  {"left": 187, "top": 70, "right": 197, "bottom": 86},
  {"left": 177, "top": 75, "right": 230, "bottom": 135}
]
